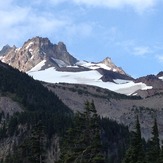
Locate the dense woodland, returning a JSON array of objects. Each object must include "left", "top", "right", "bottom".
[{"left": 0, "top": 61, "right": 162, "bottom": 163}]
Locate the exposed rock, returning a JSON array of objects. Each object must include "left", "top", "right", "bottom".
[
  {"left": 135, "top": 75, "right": 163, "bottom": 97},
  {"left": 101, "top": 57, "right": 126, "bottom": 75},
  {"left": 157, "top": 71, "right": 163, "bottom": 78},
  {"left": 0, "top": 45, "right": 14, "bottom": 56},
  {"left": 0, "top": 36, "right": 78, "bottom": 72},
  {"left": 98, "top": 68, "right": 133, "bottom": 82},
  {"left": 44, "top": 82, "right": 163, "bottom": 140}
]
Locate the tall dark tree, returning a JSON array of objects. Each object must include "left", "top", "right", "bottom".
[
  {"left": 122, "top": 116, "right": 145, "bottom": 163},
  {"left": 146, "top": 118, "right": 160, "bottom": 163},
  {"left": 58, "top": 101, "right": 105, "bottom": 163}
]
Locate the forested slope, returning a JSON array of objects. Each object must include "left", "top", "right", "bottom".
[{"left": 0, "top": 61, "right": 130, "bottom": 163}]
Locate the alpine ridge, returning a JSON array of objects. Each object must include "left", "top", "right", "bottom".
[
  {"left": 0, "top": 36, "right": 77, "bottom": 72},
  {"left": 0, "top": 36, "right": 160, "bottom": 97}
]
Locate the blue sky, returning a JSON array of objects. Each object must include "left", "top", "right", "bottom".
[{"left": 0, "top": 0, "right": 163, "bottom": 77}]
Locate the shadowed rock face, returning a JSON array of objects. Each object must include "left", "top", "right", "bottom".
[
  {"left": 157, "top": 71, "right": 163, "bottom": 78},
  {"left": 134, "top": 75, "right": 163, "bottom": 98},
  {"left": 98, "top": 68, "right": 133, "bottom": 82},
  {"left": 0, "top": 36, "right": 78, "bottom": 72},
  {"left": 0, "top": 45, "right": 14, "bottom": 56}
]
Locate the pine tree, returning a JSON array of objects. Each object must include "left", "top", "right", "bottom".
[
  {"left": 28, "top": 122, "right": 46, "bottom": 163},
  {"left": 58, "top": 101, "right": 105, "bottom": 163},
  {"left": 122, "top": 116, "right": 145, "bottom": 163},
  {"left": 146, "top": 118, "right": 160, "bottom": 163}
]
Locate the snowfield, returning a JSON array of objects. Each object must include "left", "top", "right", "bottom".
[
  {"left": 28, "top": 67, "right": 153, "bottom": 95},
  {"left": 76, "top": 60, "right": 112, "bottom": 71}
]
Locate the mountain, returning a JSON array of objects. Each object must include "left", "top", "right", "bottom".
[
  {"left": 0, "top": 60, "right": 131, "bottom": 163},
  {"left": 0, "top": 36, "right": 77, "bottom": 72},
  {"left": 1, "top": 37, "right": 163, "bottom": 162},
  {"left": 0, "top": 60, "right": 73, "bottom": 162},
  {"left": 0, "top": 36, "right": 153, "bottom": 96}
]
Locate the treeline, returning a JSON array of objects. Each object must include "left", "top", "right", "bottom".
[
  {"left": 0, "top": 61, "right": 70, "bottom": 113},
  {"left": 123, "top": 117, "right": 163, "bottom": 163},
  {"left": 0, "top": 61, "right": 72, "bottom": 162}
]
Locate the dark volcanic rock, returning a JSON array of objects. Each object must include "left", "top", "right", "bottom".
[{"left": 98, "top": 68, "right": 133, "bottom": 82}]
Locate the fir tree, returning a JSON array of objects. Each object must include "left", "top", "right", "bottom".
[
  {"left": 146, "top": 118, "right": 160, "bottom": 163},
  {"left": 58, "top": 101, "right": 105, "bottom": 163},
  {"left": 122, "top": 116, "right": 145, "bottom": 163}
]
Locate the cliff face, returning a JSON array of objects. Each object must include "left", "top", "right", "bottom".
[{"left": 0, "top": 37, "right": 77, "bottom": 72}]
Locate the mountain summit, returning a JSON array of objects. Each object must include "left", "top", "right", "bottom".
[
  {"left": 0, "top": 36, "right": 77, "bottom": 72},
  {"left": 0, "top": 36, "right": 126, "bottom": 74}
]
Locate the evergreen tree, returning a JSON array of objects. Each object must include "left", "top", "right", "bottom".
[
  {"left": 27, "top": 122, "right": 46, "bottom": 163},
  {"left": 122, "top": 116, "right": 145, "bottom": 163},
  {"left": 146, "top": 118, "right": 160, "bottom": 163},
  {"left": 58, "top": 101, "right": 105, "bottom": 163}
]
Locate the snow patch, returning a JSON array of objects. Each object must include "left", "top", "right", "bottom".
[
  {"left": 25, "top": 42, "right": 34, "bottom": 50},
  {"left": 113, "top": 79, "right": 131, "bottom": 84},
  {"left": 27, "top": 68, "right": 153, "bottom": 95},
  {"left": 28, "top": 60, "right": 46, "bottom": 72},
  {"left": 30, "top": 55, "right": 34, "bottom": 60},
  {"left": 159, "top": 76, "right": 163, "bottom": 80},
  {"left": 115, "top": 82, "right": 153, "bottom": 95},
  {"left": 76, "top": 60, "right": 112, "bottom": 70},
  {"left": 29, "top": 48, "right": 33, "bottom": 53},
  {"left": 15, "top": 48, "right": 21, "bottom": 52},
  {"left": 51, "top": 58, "right": 68, "bottom": 67}
]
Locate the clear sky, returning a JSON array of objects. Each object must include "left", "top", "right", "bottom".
[{"left": 0, "top": 0, "right": 163, "bottom": 77}]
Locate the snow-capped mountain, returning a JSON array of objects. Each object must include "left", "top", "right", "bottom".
[{"left": 0, "top": 36, "right": 154, "bottom": 96}]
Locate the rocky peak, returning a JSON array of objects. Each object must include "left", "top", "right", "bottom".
[
  {"left": 102, "top": 57, "right": 112, "bottom": 66},
  {"left": 157, "top": 71, "right": 163, "bottom": 78},
  {"left": 23, "top": 36, "right": 52, "bottom": 51},
  {"left": 101, "top": 57, "right": 126, "bottom": 75},
  {"left": 0, "top": 36, "right": 78, "bottom": 72},
  {"left": 57, "top": 42, "right": 67, "bottom": 52},
  {"left": 0, "top": 45, "right": 15, "bottom": 56}
]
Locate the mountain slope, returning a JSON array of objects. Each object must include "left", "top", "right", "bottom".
[
  {"left": 1, "top": 36, "right": 152, "bottom": 96},
  {"left": 44, "top": 82, "right": 163, "bottom": 140},
  {"left": 0, "top": 61, "right": 132, "bottom": 163},
  {"left": 0, "top": 61, "right": 72, "bottom": 162}
]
